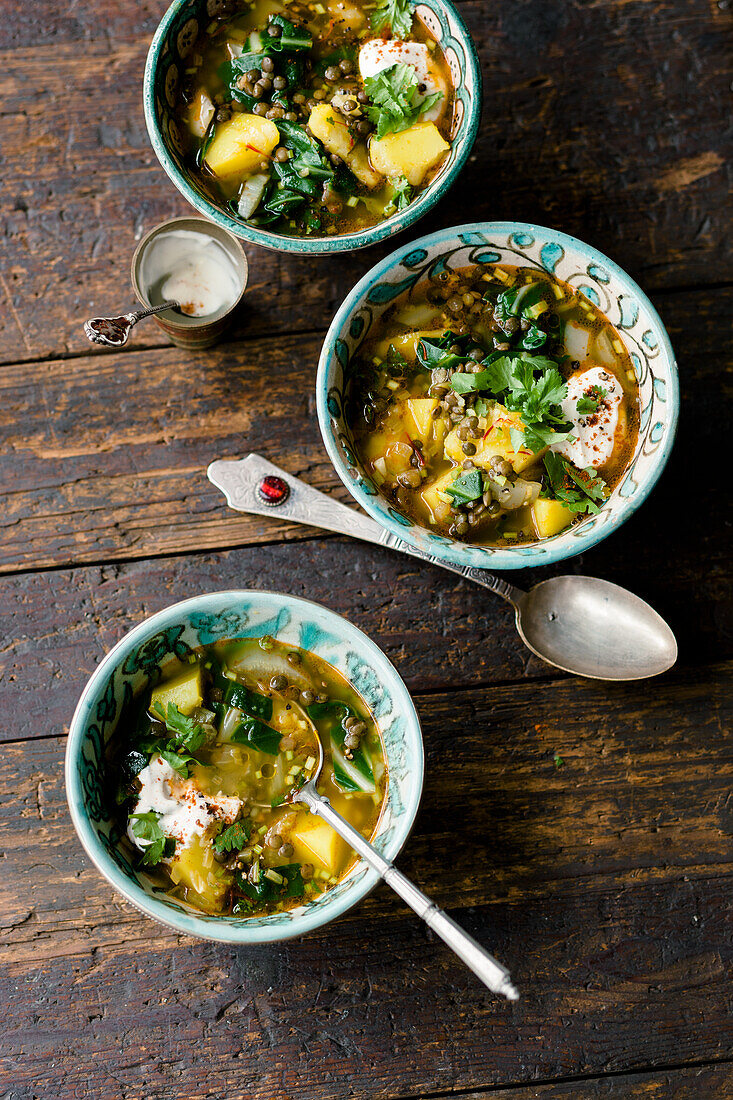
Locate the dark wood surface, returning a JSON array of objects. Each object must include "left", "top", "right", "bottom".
[{"left": 1, "top": 0, "right": 732, "bottom": 1096}]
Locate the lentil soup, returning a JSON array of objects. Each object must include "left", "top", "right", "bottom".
[
  {"left": 173, "top": 0, "right": 455, "bottom": 237},
  {"left": 346, "top": 263, "right": 640, "bottom": 545},
  {"left": 111, "top": 636, "right": 387, "bottom": 917}
]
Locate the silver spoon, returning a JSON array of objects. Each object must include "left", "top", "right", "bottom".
[
  {"left": 280, "top": 698, "right": 519, "bottom": 1001},
  {"left": 83, "top": 300, "right": 180, "bottom": 347},
  {"left": 208, "top": 454, "right": 677, "bottom": 681}
]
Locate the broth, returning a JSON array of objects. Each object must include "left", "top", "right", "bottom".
[
  {"left": 172, "top": 0, "right": 454, "bottom": 237},
  {"left": 111, "top": 636, "right": 387, "bottom": 917},
  {"left": 347, "top": 263, "right": 640, "bottom": 545}
]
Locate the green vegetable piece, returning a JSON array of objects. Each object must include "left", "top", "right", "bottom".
[
  {"left": 364, "top": 63, "right": 442, "bottom": 140},
  {"left": 445, "top": 469, "right": 484, "bottom": 504},
  {"left": 224, "top": 681, "right": 274, "bottom": 722},
  {"left": 370, "top": 0, "right": 413, "bottom": 39},
  {"left": 307, "top": 700, "right": 375, "bottom": 794},
  {"left": 236, "top": 863, "right": 305, "bottom": 904},
  {"left": 213, "top": 820, "right": 252, "bottom": 856},
  {"left": 542, "top": 451, "right": 608, "bottom": 515},
  {"left": 129, "top": 811, "right": 173, "bottom": 867},
  {"left": 230, "top": 717, "right": 282, "bottom": 755},
  {"left": 150, "top": 701, "right": 209, "bottom": 753},
  {"left": 159, "top": 749, "right": 196, "bottom": 778}
]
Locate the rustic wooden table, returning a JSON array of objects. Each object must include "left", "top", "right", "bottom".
[{"left": 2, "top": 0, "right": 732, "bottom": 1096}]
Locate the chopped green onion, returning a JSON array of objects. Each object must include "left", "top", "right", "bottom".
[{"left": 264, "top": 869, "right": 284, "bottom": 884}]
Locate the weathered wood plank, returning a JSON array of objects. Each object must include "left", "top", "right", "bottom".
[
  {"left": 0, "top": 0, "right": 730, "bottom": 364},
  {"left": 0, "top": 540, "right": 551, "bottom": 738},
  {"left": 2, "top": 870, "right": 732, "bottom": 1096},
  {"left": 3, "top": 662, "right": 731, "bottom": 958},
  {"left": 443, "top": 1064, "right": 733, "bottom": 1099},
  {"left": 0, "top": 289, "right": 730, "bottom": 677}
]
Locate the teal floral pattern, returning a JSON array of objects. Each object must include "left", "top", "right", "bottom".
[
  {"left": 66, "top": 591, "right": 423, "bottom": 944},
  {"left": 317, "top": 222, "right": 679, "bottom": 570},
  {"left": 143, "top": 0, "right": 482, "bottom": 254}
]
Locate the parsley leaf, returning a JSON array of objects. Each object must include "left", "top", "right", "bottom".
[
  {"left": 213, "top": 820, "right": 252, "bottom": 857},
  {"left": 543, "top": 451, "right": 608, "bottom": 514},
  {"left": 370, "top": 0, "right": 413, "bottom": 39},
  {"left": 445, "top": 469, "right": 484, "bottom": 504},
  {"left": 151, "top": 701, "right": 209, "bottom": 753},
  {"left": 384, "top": 175, "right": 412, "bottom": 215},
  {"left": 364, "top": 64, "right": 442, "bottom": 140},
  {"left": 129, "top": 811, "right": 171, "bottom": 867},
  {"left": 576, "top": 385, "right": 607, "bottom": 414},
  {"left": 159, "top": 748, "right": 196, "bottom": 778}
]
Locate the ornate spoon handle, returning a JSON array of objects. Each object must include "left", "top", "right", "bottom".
[
  {"left": 296, "top": 780, "right": 519, "bottom": 1001},
  {"left": 84, "top": 300, "right": 179, "bottom": 347},
  {"left": 207, "top": 454, "right": 523, "bottom": 608}
]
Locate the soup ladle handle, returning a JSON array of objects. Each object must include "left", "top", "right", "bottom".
[{"left": 295, "top": 781, "right": 519, "bottom": 1002}]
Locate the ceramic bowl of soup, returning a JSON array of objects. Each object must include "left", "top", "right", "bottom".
[
  {"left": 143, "top": 0, "right": 481, "bottom": 253},
  {"left": 317, "top": 222, "right": 679, "bottom": 569},
  {"left": 66, "top": 590, "right": 423, "bottom": 942}
]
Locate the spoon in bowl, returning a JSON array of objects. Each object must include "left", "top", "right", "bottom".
[
  {"left": 208, "top": 454, "right": 677, "bottom": 681},
  {"left": 279, "top": 697, "right": 519, "bottom": 1002},
  {"left": 83, "top": 300, "right": 180, "bottom": 348}
]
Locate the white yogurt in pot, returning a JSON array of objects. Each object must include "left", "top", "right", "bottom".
[{"left": 139, "top": 228, "right": 241, "bottom": 319}]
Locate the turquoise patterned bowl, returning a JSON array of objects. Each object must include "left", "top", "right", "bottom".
[
  {"left": 143, "top": 0, "right": 481, "bottom": 254},
  {"left": 65, "top": 591, "right": 423, "bottom": 943},
  {"left": 317, "top": 222, "right": 679, "bottom": 569}
]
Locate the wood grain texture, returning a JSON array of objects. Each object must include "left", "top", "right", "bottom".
[
  {"left": 3, "top": 662, "right": 731, "bottom": 958},
  {"left": 0, "top": 289, "right": 731, "bottom": 678},
  {"left": 2, "top": 665, "right": 732, "bottom": 1095},
  {"left": 0, "top": 0, "right": 731, "bottom": 364},
  {"left": 0, "top": 540, "right": 551, "bottom": 742}
]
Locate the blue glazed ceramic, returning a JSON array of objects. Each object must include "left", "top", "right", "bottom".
[
  {"left": 317, "top": 222, "right": 679, "bottom": 569},
  {"left": 66, "top": 591, "right": 423, "bottom": 943},
  {"left": 143, "top": 0, "right": 481, "bottom": 255}
]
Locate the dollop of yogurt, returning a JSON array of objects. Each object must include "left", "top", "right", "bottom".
[
  {"left": 140, "top": 229, "right": 241, "bottom": 319},
  {"left": 358, "top": 39, "right": 445, "bottom": 122},
  {"left": 128, "top": 755, "right": 241, "bottom": 855},
  {"left": 552, "top": 366, "right": 624, "bottom": 469}
]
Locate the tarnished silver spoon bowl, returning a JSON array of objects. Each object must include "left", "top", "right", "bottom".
[
  {"left": 208, "top": 454, "right": 677, "bottom": 682},
  {"left": 83, "top": 300, "right": 179, "bottom": 347}
]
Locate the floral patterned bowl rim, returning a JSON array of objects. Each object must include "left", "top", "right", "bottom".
[
  {"left": 316, "top": 221, "right": 679, "bottom": 569},
  {"left": 65, "top": 590, "right": 424, "bottom": 944},
  {"left": 142, "top": 0, "right": 482, "bottom": 254}
]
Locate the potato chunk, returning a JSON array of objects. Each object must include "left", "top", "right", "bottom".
[
  {"left": 444, "top": 405, "right": 540, "bottom": 474},
  {"left": 406, "top": 398, "right": 448, "bottom": 455},
  {"left": 532, "top": 498, "right": 576, "bottom": 538},
  {"left": 169, "top": 836, "right": 232, "bottom": 912},
  {"left": 308, "top": 105, "right": 382, "bottom": 188},
  {"left": 204, "top": 114, "right": 280, "bottom": 178},
  {"left": 150, "top": 664, "right": 203, "bottom": 717},
  {"left": 420, "top": 469, "right": 457, "bottom": 526},
  {"left": 369, "top": 122, "right": 449, "bottom": 187},
  {"left": 289, "top": 813, "right": 349, "bottom": 875}
]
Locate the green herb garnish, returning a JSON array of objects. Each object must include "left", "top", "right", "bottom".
[
  {"left": 370, "top": 0, "right": 413, "bottom": 39},
  {"left": 151, "top": 702, "right": 209, "bottom": 753},
  {"left": 543, "top": 451, "right": 609, "bottom": 514},
  {"left": 364, "top": 63, "right": 442, "bottom": 139},
  {"left": 129, "top": 811, "right": 173, "bottom": 867},
  {"left": 213, "top": 820, "right": 252, "bottom": 857},
  {"left": 576, "top": 385, "right": 607, "bottom": 415},
  {"left": 159, "top": 748, "right": 197, "bottom": 778}
]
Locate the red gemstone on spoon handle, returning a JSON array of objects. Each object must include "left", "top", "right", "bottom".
[{"left": 258, "top": 475, "right": 290, "bottom": 505}]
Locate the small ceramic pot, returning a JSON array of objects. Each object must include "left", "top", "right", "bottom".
[
  {"left": 65, "top": 590, "right": 424, "bottom": 943},
  {"left": 317, "top": 222, "right": 679, "bottom": 570},
  {"left": 131, "top": 216, "right": 248, "bottom": 349}
]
